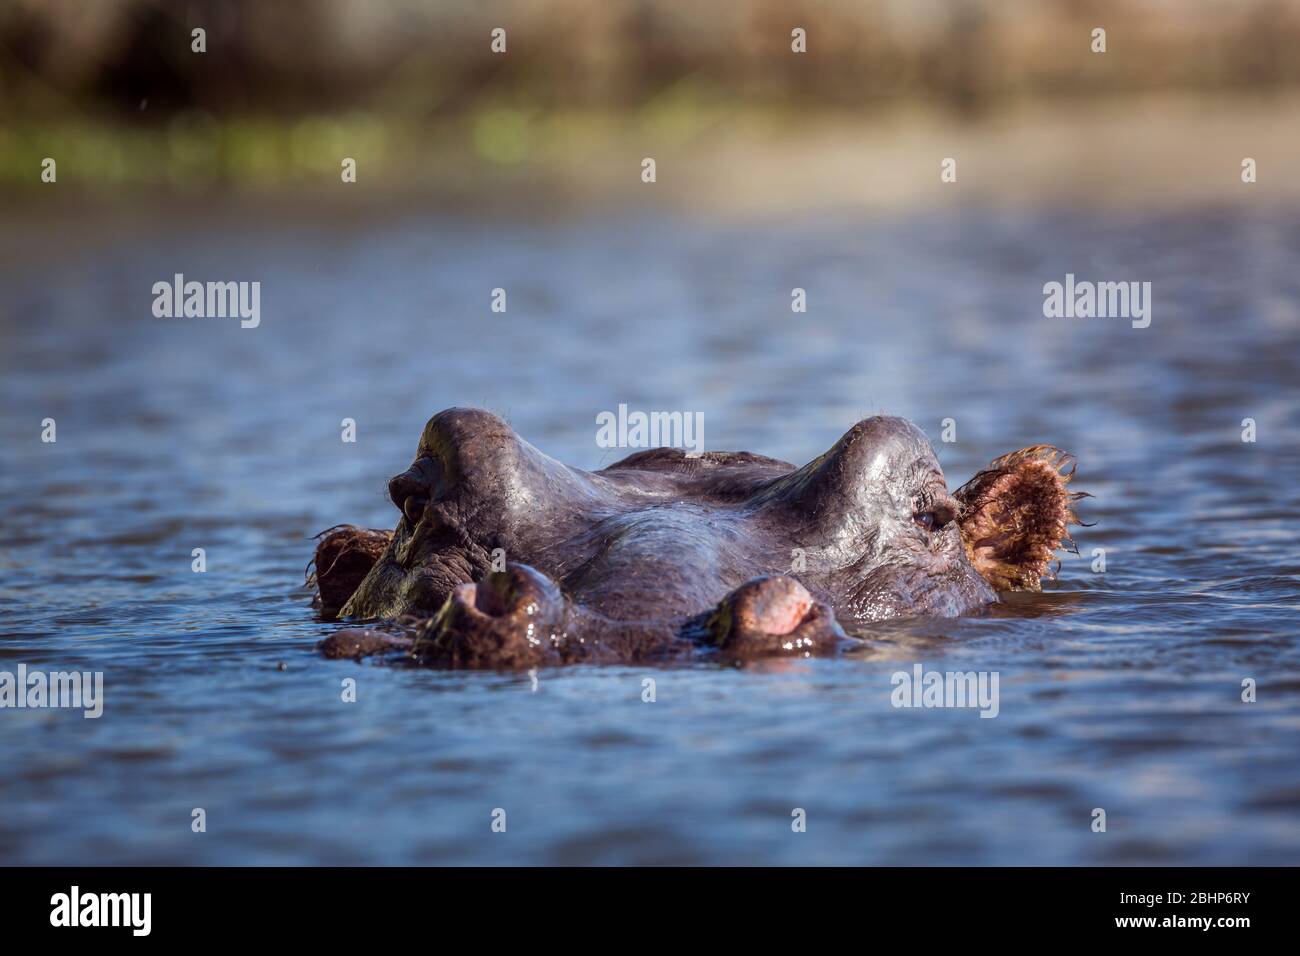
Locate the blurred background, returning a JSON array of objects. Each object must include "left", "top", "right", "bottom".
[
  {"left": 5, "top": 0, "right": 1300, "bottom": 212},
  {"left": 1, "top": 1, "right": 1298, "bottom": 866}
]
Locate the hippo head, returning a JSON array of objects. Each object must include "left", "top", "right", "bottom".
[
  {"left": 315, "top": 409, "right": 1082, "bottom": 665},
  {"left": 751, "top": 415, "right": 1000, "bottom": 621},
  {"left": 749, "top": 415, "right": 1080, "bottom": 621}
]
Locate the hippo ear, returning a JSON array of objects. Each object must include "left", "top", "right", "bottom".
[
  {"left": 954, "top": 446, "right": 1086, "bottom": 592},
  {"left": 310, "top": 525, "right": 393, "bottom": 617}
]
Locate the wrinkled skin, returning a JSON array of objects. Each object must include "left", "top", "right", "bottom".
[{"left": 311, "top": 408, "right": 1082, "bottom": 667}]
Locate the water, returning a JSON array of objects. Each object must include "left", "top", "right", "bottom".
[{"left": 1, "top": 202, "right": 1297, "bottom": 864}]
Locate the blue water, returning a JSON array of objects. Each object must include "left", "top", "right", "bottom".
[{"left": 1, "top": 203, "right": 1297, "bottom": 864}]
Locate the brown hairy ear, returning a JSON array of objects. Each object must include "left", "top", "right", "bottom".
[
  {"left": 954, "top": 446, "right": 1085, "bottom": 592},
  {"left": 308, "top": 525, "right": 393, "bottom": 616}
]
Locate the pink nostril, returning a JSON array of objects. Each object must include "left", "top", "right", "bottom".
[
  {"left": 736, "top": 577, "right": 814, "bottom": 635},
  {"left": 755, "top": 593, "right": 812, "bottom": 635}
]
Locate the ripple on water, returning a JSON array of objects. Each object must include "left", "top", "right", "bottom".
[{"left": 1, "top": 207, "right": 1298, "bottom": 863}]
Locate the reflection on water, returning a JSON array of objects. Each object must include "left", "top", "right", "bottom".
[{"left": 1, "top": 205, "right": 1298, "bottom": 864}]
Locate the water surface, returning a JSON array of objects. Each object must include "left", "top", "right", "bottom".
[{"left": 1, "top": 204, "right": 1297, "bottom": 864}]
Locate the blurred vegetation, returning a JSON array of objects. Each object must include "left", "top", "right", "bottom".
[{"left": 3, "top": 0, "right": 1299, "bottom": 191}]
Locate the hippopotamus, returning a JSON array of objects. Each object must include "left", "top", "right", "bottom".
[{"left": 310, "top": 408, "right": 1083, "bottom": 667}]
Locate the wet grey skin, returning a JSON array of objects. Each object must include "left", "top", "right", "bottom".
[{"left": 317, "top": 407, "right": 1078, "bottom": 667}]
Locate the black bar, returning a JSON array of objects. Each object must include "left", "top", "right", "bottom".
[{"left": 0, "top": 867, "right": 1284, "bottom": 941}]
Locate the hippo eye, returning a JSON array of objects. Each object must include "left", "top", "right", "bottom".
[{"left": 912, "top": 505, "right": 954, "bottom": 532}]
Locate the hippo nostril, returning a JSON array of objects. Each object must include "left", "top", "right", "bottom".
[
  {"left": 732, "top": 576, "right": 815, "bottom": 636},
  {"left": 403, "top": 495, "right": 429, "bottom": 524},
  {"left": 388, "top": 461, "right": 434, "bottom": 523},
  {"left": 474, "top": 579, "right": 510, "bottom": 617}
]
